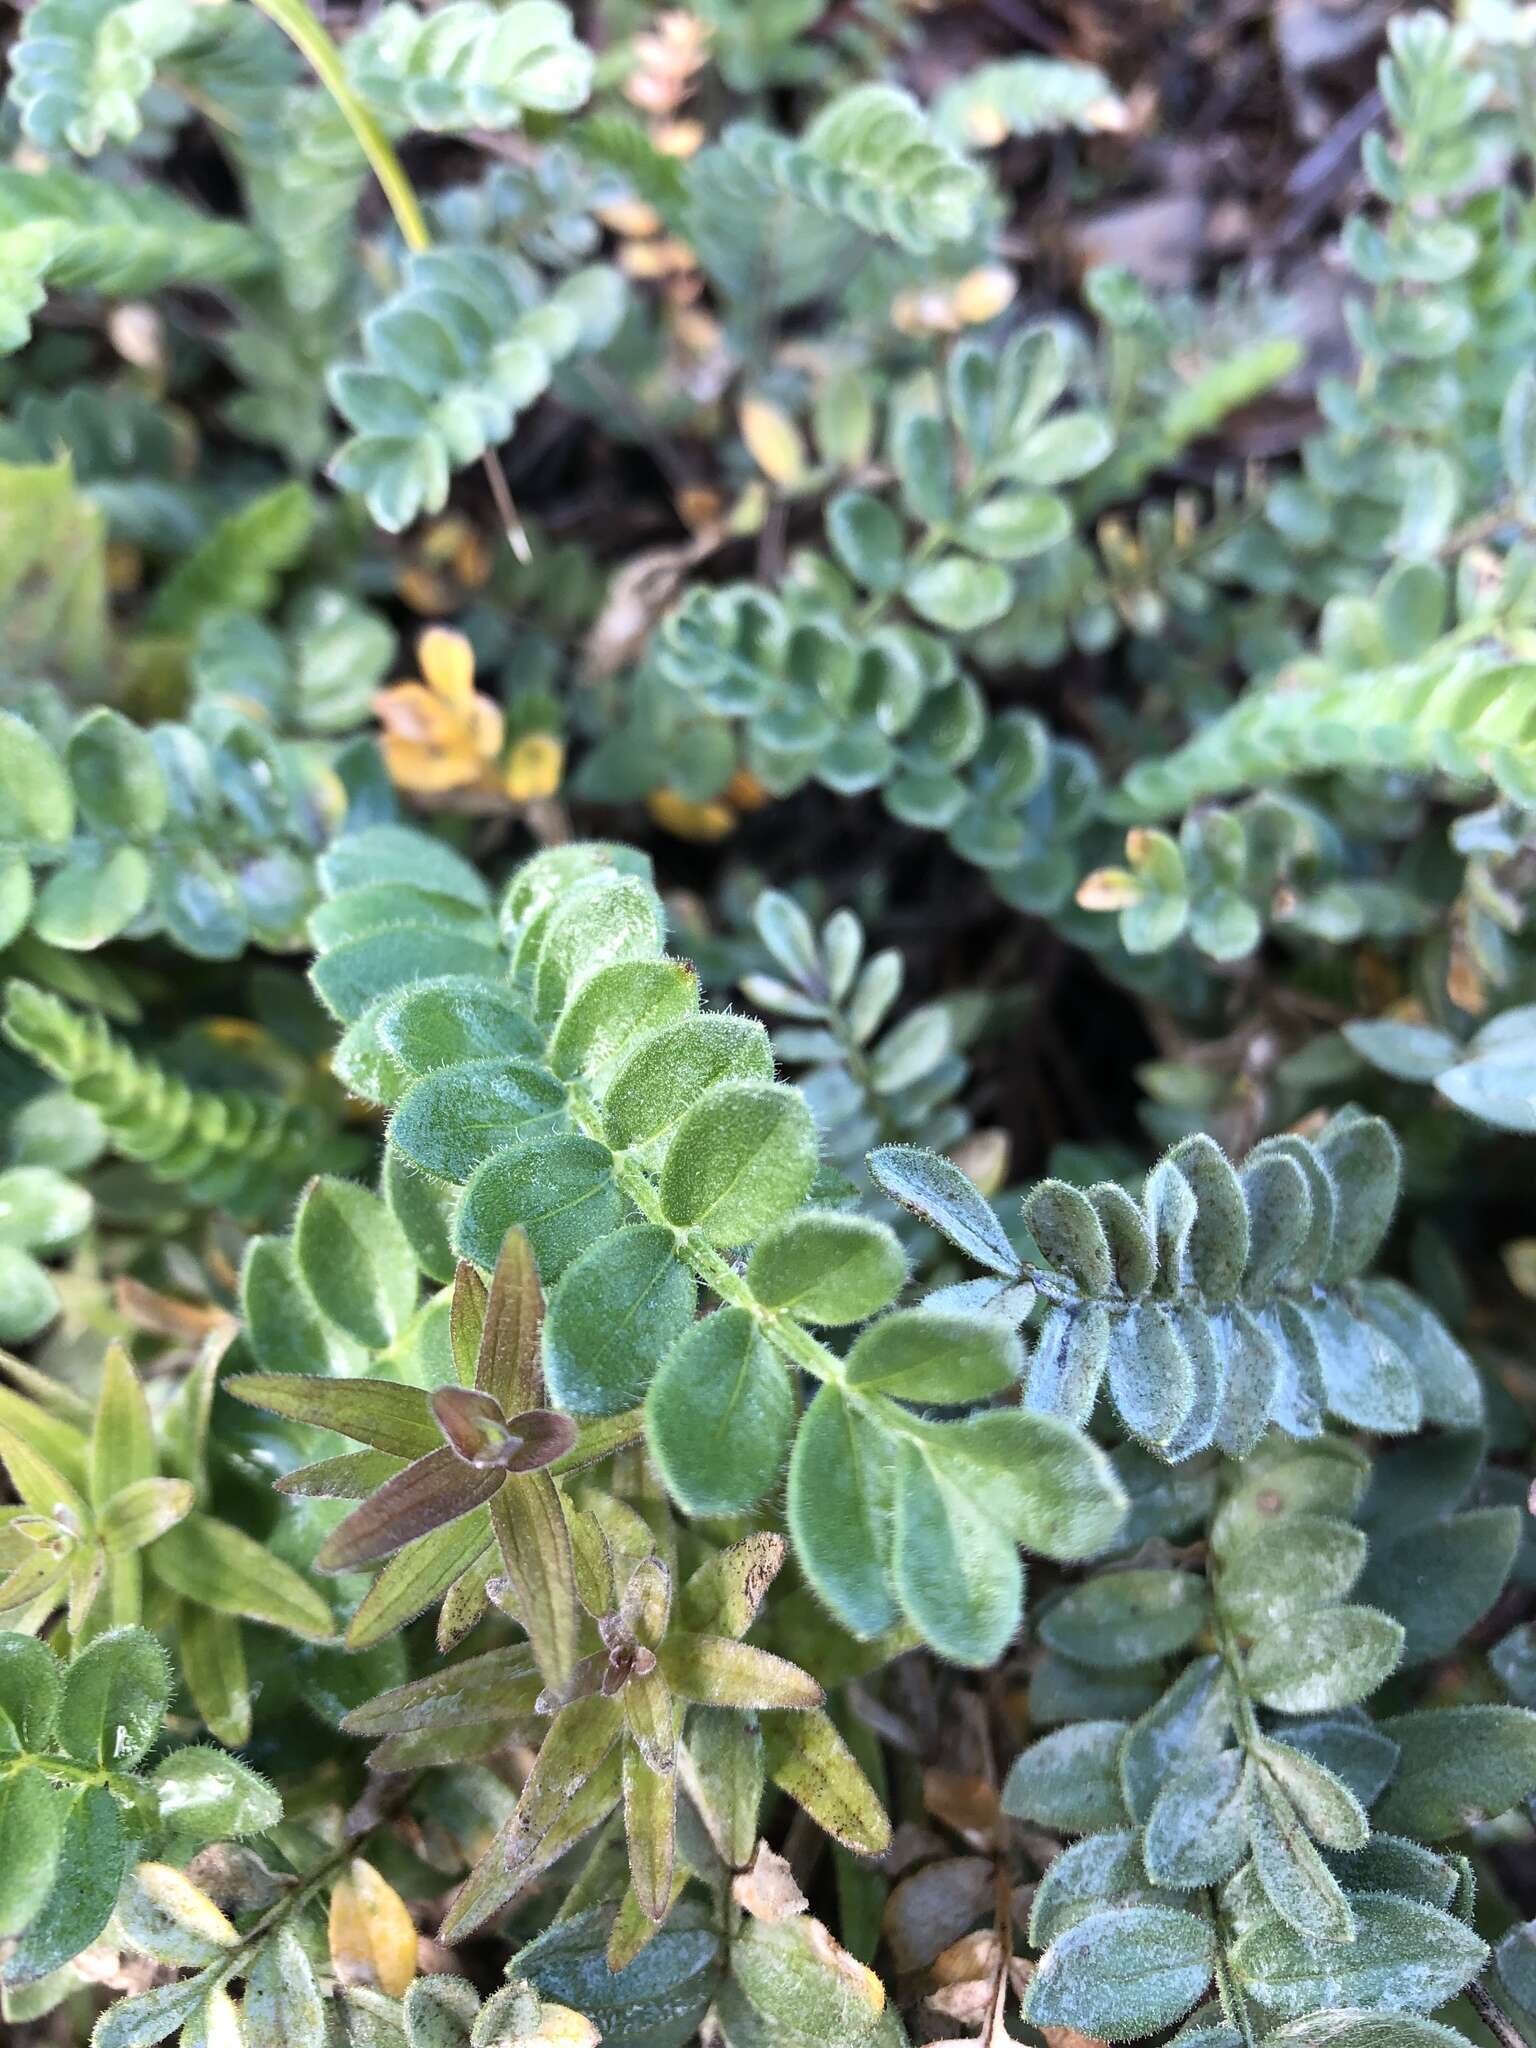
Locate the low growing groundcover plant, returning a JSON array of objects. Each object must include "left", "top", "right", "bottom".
[{"left": 2, "top": 0, "right": 1536, "bottom": 2042}]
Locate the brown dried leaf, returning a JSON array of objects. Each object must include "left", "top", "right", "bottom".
[
  {"left": 883, "top": 1855, "right": 995, "bottom": 1973},
  {"left": 923, "top": 1767, "right": 1001, "bottom": 1843},
  {"left": 731, "top": 1841, "right": 808, "bottom": 1923},
  {"left": 113, "top": 1278, "right": 235, "bottom": 1345}
]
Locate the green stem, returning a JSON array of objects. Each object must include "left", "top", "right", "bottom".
[
  {"left": 246, "top": 0, "right": 429, "bottom": 252},
  {"left": 2, "top": 1752, "right": 140, "bottom": 1800},
  {"left": 565, "top": 1085, "right": 846, "bottom": 1388},
  {"left": 243, "top": 0, "right": 534, "bottom": 560}
]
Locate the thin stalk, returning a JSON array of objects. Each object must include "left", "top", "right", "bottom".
[
  {"left": 246, "top": 0, "right": 428, "bottom": 253},
  {"left": 244, "top": 0, "right": 532, "bottom": 562},
  {"left": 565, "top": 1082, "right": 847, "bottom": 1388},
  {"left": 1469, "top": 1981, "right": 1532, "bottom": 2048}
]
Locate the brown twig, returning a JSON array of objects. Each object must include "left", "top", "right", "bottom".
[{"left": 1469, "top": 1981, "right": 1533, "bottom": 2048}]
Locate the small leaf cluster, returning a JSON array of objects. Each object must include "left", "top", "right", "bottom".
[
  {"left": 285, "top": 828, "right": 1129, "bottom": 1668},
  {"left": 2, "top": 982, "right": 344, "bottom": 1220},
  {"left": 328, "top": 253, "right": 625, "bottom": 532},
  {"left": 1003, "top": 1430, "right": 1536, "bottom": 2043},
  {"left": 0, "top": 1339, "right": 335, "bottom": 1744},
  {"left": 739, "top": 888, "right": 978, "bottom": 1183},
  {"left": 872, "top": 1105, "right": 1481, "bottom": 1456},
  {"left": 0, "top": 1624, "right": 279, "bottom": 1995},
  {"left": 0, "top": 667, "right": 344, "bottom": 962}
]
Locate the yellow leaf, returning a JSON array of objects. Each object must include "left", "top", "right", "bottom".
[
  {"left": 653, "top": 118, "right": 705, "bottom": 157},
  {"left": 119, "top": 1863, "right": 239, "bottom": 1965},
  {"left": 530, "top": 2006, "right": 602, "bottom": 2047},
  {"left": 647, "top": 789, "right": 737, "bottom": 842},
  {"left": 417, "top": 626, "right": 476, "bottom": 707},
  {"left": 1502, "top": 1239, "right": 1536, "bottom": 1299},
  {"left": 596, "top": 197, "right": 664, "bottom": 238},
  {"left": 1075, "top": 867, "right": 1142, "bottom": 912},
  {"left": 739, "top": 396, "right": 808, "bottom": 488},
  {"left": 328, "top": 1858, "right": 418, "bottom": 1996},
  {"left": 725, "top": 768, "right": 771, "bottom": 812},
  {"left": 952, "top": 265, "right": 1017, "bottom": 325},
  {"left": 805, "top": 1916, "right": 886, "bottom": 2015},
  {"left": 505, "top": 733, "right": 565, "bottom": 802},
  {"left": 964, "top": 102, "right": 1009, "bottom": 147},
  {"left": 198, "top": 1986, "right": 246, "bottom": 2048}
]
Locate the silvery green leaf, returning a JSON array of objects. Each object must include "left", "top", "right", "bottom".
[
  {"left": 1120, "top": 1655, "right": 1231, "bottom": 1824},
  {"left": 1356, "top": 1506, "right": 1519, "bottom": 1665},
  {"left": 1244, "top": 1606, "right": 1403, "bottom": 1715},
  {"left": 1142, "top": 1750, "right": 1247, "bottom": 1889},
  {"left": 1024, "top": 1179, "right": 1115, "bottom": 1295},
  {"left": 1244, "top": 1760, "right": 1356, "bottom": 1944},
  {"left": 1001, "top": 1720, "right": 1129, "bottom": 1833},
  {"left": 1025, "top": 1904, "right": 1215, "bottom": 2041},
  {"left": 1373, "top": 1704, "right": 1536, "bottom": 1839},
  {"left": 1027, "top": 1829, "right": 1152, "bottom": 1946},
  {"left": 1040, "top": 1569, "right": 1209, "bottom": 1671},
  {"left": 1230, "top": 1891, "right": 1485, "bottom": 2022}
]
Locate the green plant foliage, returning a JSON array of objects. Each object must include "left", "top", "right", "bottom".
[
  {"left": 0, "top": 167, "right": 266, "bottom": 355},
  {"left": 328, "top": 252, "right": 625, "bottom": 531},
  {"left": 872, "top": 1107, "right": 1481, "bottom": 1454},
  {"left": 717, "top": 85, "right": 989, "bottom": 255},
  {"left": 0, "top": 675, "right": 348, "bottom": 959},
  {"left": 1005, "top": 1431, "right": 1536, "bottom": 2043},
  {"left": 284, "top": 830, "right": 1128, "bottom": 1668},
  {"left": 3, "top": 0, "right": 1536, "bottom": 2041},
  {"left": 0, "top": 983, "right": 349, "bottom": 1218}
]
